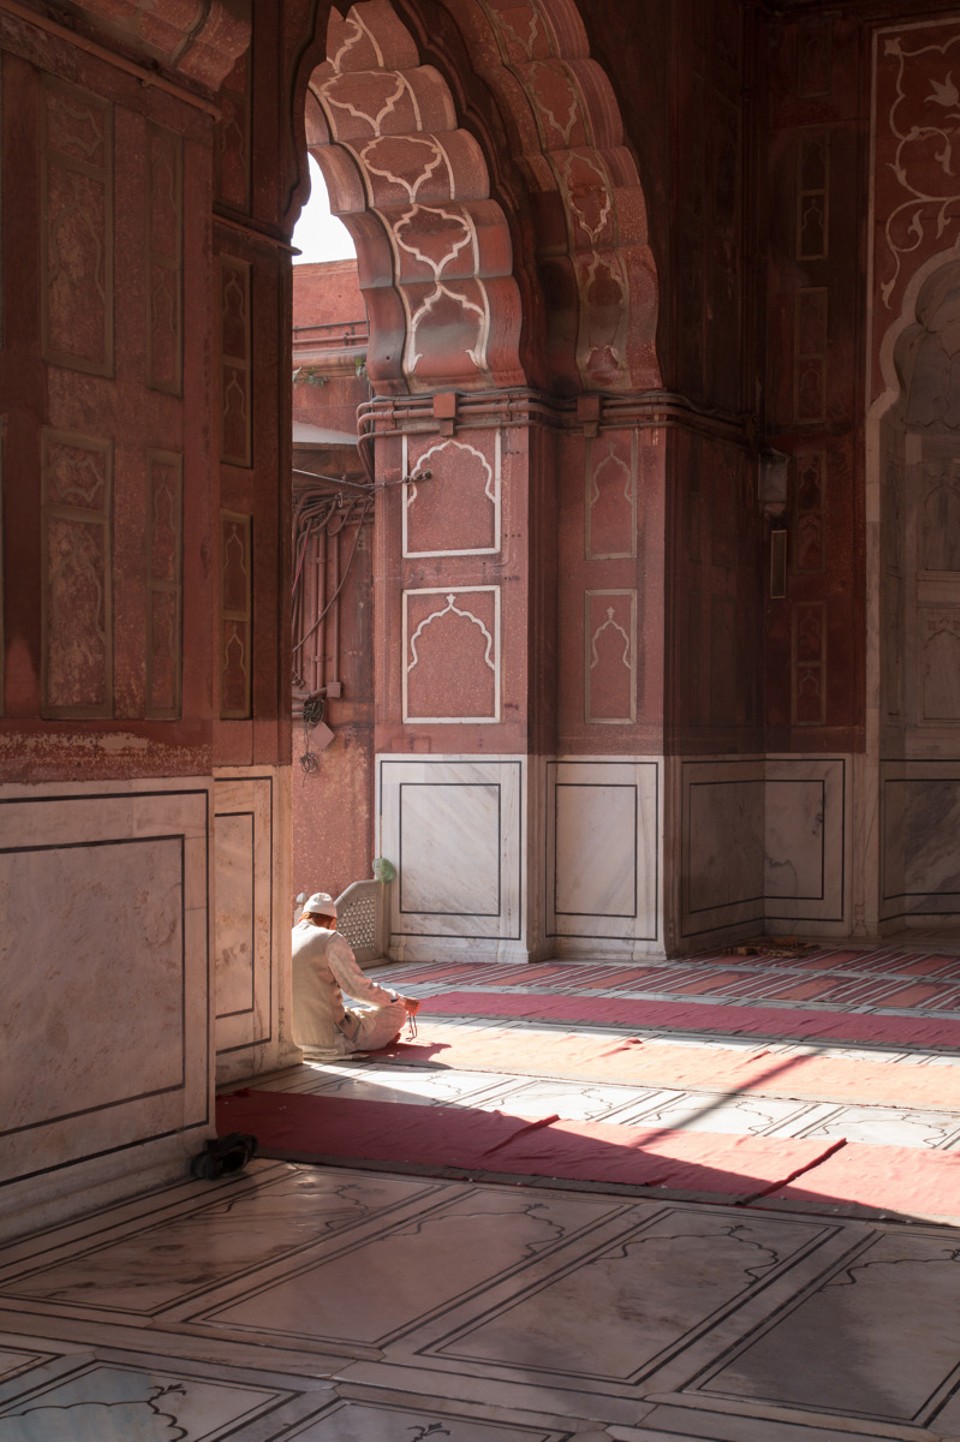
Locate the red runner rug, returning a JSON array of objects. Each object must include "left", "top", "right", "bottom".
[
  {"left": 379, "top": 1026, "right": 960, "bottom": 1110},
  {"left": 217, "top": 1089, "right": 960, "bottom": 1221},
  {"left": 421, "top": 990, "right": 960, "bottom": 1049},
  {"left": 216, "top": 1089, "right": 842, "bottom": 1203}
]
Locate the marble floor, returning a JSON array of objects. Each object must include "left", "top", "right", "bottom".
[{"left": 4, "top": 946, "right": 960, "bottom": 1441}]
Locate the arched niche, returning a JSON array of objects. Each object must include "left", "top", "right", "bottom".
[{"left": 882, "top": 259, "right": 960, "bottom": 750}]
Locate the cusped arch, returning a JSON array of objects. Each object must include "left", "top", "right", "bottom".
[
  {"left": 303, "top": 0, "right": 659, "bottom": 396},
  {"left": 305, "top": 1, "right": 525, "bottom": 392},
  {"left": 893, "top": 260, "right": 960, "bottom": 431},
  {"left": 434, "top": 0, "right": 660, "bottom": 392}
]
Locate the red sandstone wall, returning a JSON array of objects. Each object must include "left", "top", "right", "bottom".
[
  {"left": 290, "top": 259, "right": 375, "bottom": 899},
  {"left": 763, "top": 12, "right": 866, "bottom": 753},
  {"left": 212, "top": 5, "right": 292, "bottom": 771},
  {"left": 0, "top": 25, "right": 217, "bottom": 783}
]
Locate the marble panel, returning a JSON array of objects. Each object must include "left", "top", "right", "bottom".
[
  {"left": 0, "top": 1168, "right": 440, "bottom": 1318},
  {"left": 417, "top": 1209, "right": 836, "bottom": 1401},
  {"left": 283, "top": 1395, "right": 571, "bottom": 1440},
  {"left": 3, "top": 835, "right": 185, "bottom": 1129},
  {"left": 764, "top": 757, "right": 846, "bottom": 924},
  {"left": 796, "top": 1105, "right": 960, "bottom": 1149},
  {"left": 0, "top": 1360, "right": 289, "bottom": 1441},
  {"left": 682, "top": 762, "right": 764, "bottom": 939},
  {"left": 881, "top": 766, "right": 960, "bottom": 918},
  {"left": 469, "top": 1078, "right": 666, "bottom": 1123},
  {"left": 689, "top": 1229, "right": 960, "bottom": 1428},
  {"left": 0, "top": 783, "right": 211, "bottom": 1223},
  {"left": 214, "top": 776, "right": 272, "bottom": 1057},
  {"left": 612, "top": 1091, "right": 822, "bottom": 1136},
  {"left": 378, "top": 757, "right": 523, "bottom": 950},
  {"left": 261, "top": 1065, "right": 521, "bottom": 1107},
  {"left": 547, "top": 760, "right": 659, "bottom": 946},
  {"left": 191, "top": 1187, "right": 633, "bottom": 1354},
  {"left": 0, "top": 1350, "right": 53, "bottom": 1386}
]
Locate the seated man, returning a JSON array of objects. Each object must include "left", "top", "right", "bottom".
[{"left": 291, "top": 891, "right": 420, "bottom": 1059}]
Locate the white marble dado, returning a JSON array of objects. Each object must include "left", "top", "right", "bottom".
[
  {"left": 681, "top": 760, "right": 765, "bottom": 939},
  {"left": 678, "top": 757, "right": 849, "bottom": 943},
  {"left": 765, "top": 757, "right": 846, "bottom": 924},
  {"left": 547, "top": 759, "right": 659, "bottom": 952},
  {"left": 214, "top": 768, "right": 298, "bottom": 1085},
  {"left": 214, "top": 778, "right": 271, "bottom": 1058},
  {"left": 0, "top": 779, "right": 212, "bottom": 1242},
  {"left": 881, "top": 762, "right": 960, "bottom": 920},
  {"left": 377, "top": 756, "right": 523, "bottom": 959}
]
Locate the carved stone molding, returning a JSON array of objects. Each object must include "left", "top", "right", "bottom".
[{"left": 65, "top": 1, "right": 251, "bottom": 92}]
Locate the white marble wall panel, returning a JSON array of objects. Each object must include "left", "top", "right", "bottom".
[
  {"left": 680, "top": 758, "right": 849, "bottom": 943},
  {"left": 681, "top": 760, "right": 765, "bottom": 940},
  {"left": 0, "top": 780, "right": 212, "bottom": 1238},
  {"left": 377, "top": 757, "right": 524, "bottom": 961},
  {"left": 546, "top": 759, "right": 660, "bottom": 953},
  {"left": 213, "top": 769, "right": 298, "bottom": 1084},
  {"left": 214, "top": 778, "right": 269, "bottom": 1058},
  {"left": 765, "top": 756, "right": 846, "bottom": 924},
  {"left": 881, "top": 761, "right": 960, "bottom": 920}
]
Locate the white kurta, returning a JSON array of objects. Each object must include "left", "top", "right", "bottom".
[{"left": 291, "top": 921, "right": 406, "bottom": 1058}]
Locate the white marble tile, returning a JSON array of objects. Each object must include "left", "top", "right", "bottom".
[
  {"left": 794, "top": 1104, "right": 960, "bottom": 1148},
  {"left": 688, "top": 1228, "right": 960, "bottom": 1429},
  {"left": 191, "top": 1187, "right": 634, "bottom": 1354},
  {"left": 263, "top": 1064, "right": 523, "bottom": 1107},
  {"left": 610, "top": 1091, "right": 822, "bottom": 1136},
  {"left": 0, "top": 1169, "right": 443, "bottom": 1318},
  {"left": 464, "top": 1078, "right": 665, "bottom": 1122},
  {"left": 547, "top": 760, "right": 660, "bottom": 946},
  {"left": 406, "top": 1208, "right": 841, "bottom": 1408},
  {"left": 279, "top": 1391, "right": 574, "bottom": 1440},
  {"left": 0, "top": 1359, "right": 291, "bottom": 1441},
  {"left": 681, "top": 761, "right": 765, "bottom": 939},
  {"left": 378, "top": 757, "right": 523, "bottom": 950},
  {"left": 0, "top": 1347, "right": 56, "bottom": 1386},
  {"left": 0, "top": 781, "right": 213, "bottom": 1241},
  {"left": 882, "top": 765, "right": 960, "bottom": 917},
  {"left": 764, "top": 757, "right": 846, "bottom": 924}
]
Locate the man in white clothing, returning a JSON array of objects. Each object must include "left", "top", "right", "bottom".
[{"left": 291, "top": 891, "right": 420, "bottom": 1059}]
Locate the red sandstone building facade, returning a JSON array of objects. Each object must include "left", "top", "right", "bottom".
[{"left": 2, "top": 0, "right": 958, "bottom": 1231}]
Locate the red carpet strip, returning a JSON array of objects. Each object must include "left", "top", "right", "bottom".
[
  {"left": 217, "top": 1090, "right": 844, "bottom": 1204},
  {"left": 422, "top": 990, "right": 960, "bottom": 1049},
  {"left": 379, "top": 1026, "right": 960, "bottom": 1110},
  {"left": 217, "top": 1089, "right": 960, "bottom": 1221},
  {"left": 762, "top": 1143, "right": 960, "bottom": 1220}
]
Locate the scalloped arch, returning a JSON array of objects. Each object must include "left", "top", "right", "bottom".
[
  {"left": 435, "top": 0, "right": 660, "bottom": 392},
  {"left": 305, "top": 1, "right": 525, "bottom": 392},
  {"left": 304, "top": 0, "right": 659, "bottom": 394}
]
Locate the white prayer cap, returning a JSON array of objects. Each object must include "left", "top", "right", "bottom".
[{"left": 303, "top": 891, "right": 337, "bottom": 919}]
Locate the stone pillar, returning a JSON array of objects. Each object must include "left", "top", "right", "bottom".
[{"left": 368, "top": 390, "right": 558, "bottom": 962}]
